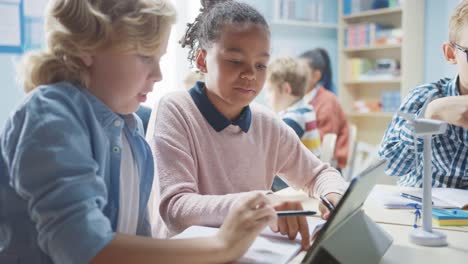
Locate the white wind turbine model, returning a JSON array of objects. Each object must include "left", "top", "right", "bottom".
[{"left": 399, "top": 112, "right": 448, "bottom": 247}]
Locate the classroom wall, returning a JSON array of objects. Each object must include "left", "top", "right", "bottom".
[
  {"left": 423, "top": 0, "right": 460, "bottom": 83},
  {"left": 0, "top": 54, "right": 23, "bottom": 128},
  {"left": 0, "top": 0, "right": 463, "bottom": 127}
]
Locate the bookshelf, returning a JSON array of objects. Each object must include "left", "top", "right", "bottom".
[
  {"left": 272, "top": 0, "right": 338, "bottom": 30},
  {"left": 338, "top": 0, "right": 425, "bottom": 145}
]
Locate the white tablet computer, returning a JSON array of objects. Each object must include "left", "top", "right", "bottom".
[{"left": 301, "top": 159, "right": 392, "bottom": 264}]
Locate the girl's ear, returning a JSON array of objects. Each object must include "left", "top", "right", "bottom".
[
  {"left": 311, "top": 69, "right": 322, "bottom": 86},
  {"left": 80, "top": 53, "right": 93, "bottom": 67},
  {"left": 442, "top": 42, "right": 457, "bottom": 64},
  {"left": 195, "top": 49, "right": 208, "bottom": 73}
]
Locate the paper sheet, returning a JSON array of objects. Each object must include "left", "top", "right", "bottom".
[{"left": 174, "top": 217, "right": 326, "bottom": 264}]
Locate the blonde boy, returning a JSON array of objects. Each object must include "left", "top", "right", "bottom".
[
  {"left": 379, "top": 1, "right": 468, "bottom": 189},
  {"left": 266, "top": 57, "right": 321, "bottom": 156}
]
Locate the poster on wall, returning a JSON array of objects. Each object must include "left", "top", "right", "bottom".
[{"left": 0, "top": 0, "right": 24, "bottom": 53}]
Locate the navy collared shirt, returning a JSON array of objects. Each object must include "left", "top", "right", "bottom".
[{"left": 189, "top": 81, "right": 252, "bottom": 133}]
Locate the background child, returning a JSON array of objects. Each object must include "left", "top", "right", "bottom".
[
  {"left": 300, "top": 48, "right": 350, "bottom": 170},
  {"left": 0, "top": 1, "right": 276, "bottom": 263},
  {"left": 379, "top": 0, "right": 468, "bottom": 189},
  {"left": 266, "top": 57, "right": 321, "bottom": 156},
  {"left": 148, "top": 0, "right": 346, "bottom": 249}
]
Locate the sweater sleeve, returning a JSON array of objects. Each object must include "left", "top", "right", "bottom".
[
  {"left": 275, "top": 120, "right": 347, "bottom": 198},
  {"left": 149, "top": 97, "right": 256, "bottom": 235}
]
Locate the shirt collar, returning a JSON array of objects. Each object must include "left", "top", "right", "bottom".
[
  {"left": 79, "top": 83, "right": 139, "bottom": 135},
  {"left": 447, "top": 75, "right": 461, "bottom": 97},
  {"left": 303, "top": 84, "right": 321, "bottom": 104},
  {"left": 278, "top": 98, "right": 307, "bottom": 116},
  {"left": 189, "top": 81, "right": 252, "bottom": 133}
]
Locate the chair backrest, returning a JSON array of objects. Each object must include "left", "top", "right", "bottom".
[
  {"left": 321, "top": 133, "right": 337, "bottom": 164},
  {"left": 342, "top": 123, "right": 358, "bottom": 180}
]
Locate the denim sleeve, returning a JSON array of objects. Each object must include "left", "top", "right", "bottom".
[
  {"left": 378, "top": 85, "right": 439, "bottom": 177},
  {"left": 1, "top": 89, "right": 114, "bottom": 264}
]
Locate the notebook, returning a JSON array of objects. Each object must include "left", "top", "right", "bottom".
[
  {"left": 409, "top": 188, "right": 468, "bottom": 210},
  {"left": 432, "top": 208, "right": 468, "bottom": 226},
  {"left": 369, "top": 185, "right": 468, "bottom": 209},
  {"left": 173, "top": 217, "right": 325, "bottom": 264}
]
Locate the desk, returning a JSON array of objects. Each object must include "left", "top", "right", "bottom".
[
  {"left": 289, "top": 223, "right": 468, "bottom": 264},
  {"left": 276, "top": 185, "right": 468, "bottom": 263},
  {"left": 277, "top": 185, "right": 468, "bottom": 232}
]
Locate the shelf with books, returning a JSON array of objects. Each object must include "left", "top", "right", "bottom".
[
  {"left": 273, "top": 0, "right": 337, "bottom": 27},
  {"left": 343, "top": 44, "right": 401, "bottom": 53},
  {"left": 338, "top": 0, "right": 424, "bottom": 145},
  {"left": 271, "top": 19, "right": 338, "bottom": 29},
  {"left": 342, "top": 7, "right": 402, "bottom": 22}
]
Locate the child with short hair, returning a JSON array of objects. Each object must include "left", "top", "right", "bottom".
[
  {"left": 300, "top": 48, "right": 350, "bottom": 169},
  {"left": 0, "top": 1, "right": 277, "bottom": 263},
  {"left": 266, "top": 57, "right": 321, "bottom": 156},
  {"left": 379, "top": 0, "right": 468, "bottom": 189},
  {"left": 149, "top": 0, "right": 347, "bottom": 249}
]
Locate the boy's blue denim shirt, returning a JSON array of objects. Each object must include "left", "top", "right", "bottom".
[{"left": 0, "top": 82, "right": 154, "bottom": 264}]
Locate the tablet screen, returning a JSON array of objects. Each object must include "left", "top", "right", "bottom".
[{"left": 301, "top": 159, "right": 387, "bottom": 263}]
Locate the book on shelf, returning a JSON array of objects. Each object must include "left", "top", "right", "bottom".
[
  {"left": 344, "top": 23, "right": 397, "bottom": 48},
  {"left": 343, "top": 0, "right": 402, "bottom": 15}
]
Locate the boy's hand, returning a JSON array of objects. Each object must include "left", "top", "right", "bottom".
[
  {"left": 425, "top": 96, "right": 468, "bottom": 128},
  {"left": 217, "top": 192, "right": 276, "bottom": 261},
  {"left": 266, "top": 194, "right": 310, "bottom": 250},
  {"left": 318, "top": 193, "right": 342, "bottom": 220}
]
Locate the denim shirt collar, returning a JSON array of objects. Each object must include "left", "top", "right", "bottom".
[
  {"left": 189, "top": 81, "right": 252, "bottom": 133},
  {"left": 80, "top": 85, "right": 139, "bottom": 135}
]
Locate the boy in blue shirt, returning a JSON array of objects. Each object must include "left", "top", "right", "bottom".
[{"left": 379, "top": 1, "right": 468, "bottom": 189}]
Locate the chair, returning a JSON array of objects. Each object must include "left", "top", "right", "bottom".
[
  {"left": 321, "top": 133, "right": 337, "bottom": 165},
  {"left": 342, "top": 123, "right": 357, "bottom": 181}
]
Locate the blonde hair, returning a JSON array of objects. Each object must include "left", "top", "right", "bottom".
[
  {"left": 267, "top": 57, "right": 311, "bottom": 97},
  {"left": 19, "top": 0, "right": 176, "bottom": 92},
  {"left": 449, "top": 0, "right": 468, "bottom": 43}
]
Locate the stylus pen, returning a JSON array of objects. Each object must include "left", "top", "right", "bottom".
[
  {"left": 320, "top": 195, "right": 336, "bottom": 212},
  {"left": 276, "top": 210, "right": 317, "bottom": 217},
  {"left": 400, "top": 193, "right": 433, "bottom": 205}
]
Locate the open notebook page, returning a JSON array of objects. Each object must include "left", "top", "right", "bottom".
[
  {"left": 173, "top": 217, "right": 325, "bottom": 264},
  {"left": 368, "top": 185, "right": 453, "bottom": 209},
  {"left": 408, "top": 188, "right": 468, "bottom": 210}
]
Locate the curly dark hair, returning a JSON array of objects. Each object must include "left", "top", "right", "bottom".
[{"left": 180, "top": 0, "right": 270, "bottom": 65}]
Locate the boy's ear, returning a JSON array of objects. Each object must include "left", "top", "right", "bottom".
[
  {"left": 442, "top": 42, "right": 457, "bottom": 64},
  {"left": 280, "top": 82, "right": 292, "bottom": 94},
  {"left": 195, "top": 49, "right": 208, "bottom": 73},
  {"left": 80, "top": 53, "right": 93, "bottom": 67}
]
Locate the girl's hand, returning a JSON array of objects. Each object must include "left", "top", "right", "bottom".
[
  {"left": 318, "top": 192, "right": 342, "bottom": 220},
  {"left": 266, "top": 194, "right": 310, "bottom": 250},
  {"left": 216, "top": 192, "right": 277, "bottom": 261}
]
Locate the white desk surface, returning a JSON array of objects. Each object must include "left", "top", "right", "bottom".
[
  {"left": 276, "top": 185, "right": 468, "bottom": 233},
  {"left": 289, "top": 223, "right": 468, "bottom": 264},
  {"left": 277, "top": 185, "right": 468, "bottom": 263}
]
